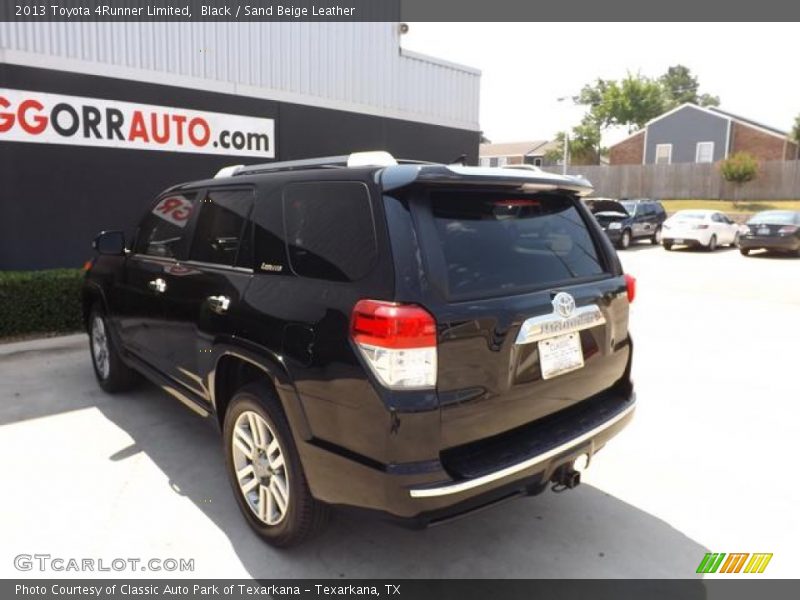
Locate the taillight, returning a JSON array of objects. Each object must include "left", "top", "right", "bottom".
[
  {"left": 351, "top": 299, "right": 437, "bottom": 389},
  {"left": 779, "top": 225, "right": 798, "bottom": 234},
  {"left": 624, "top": 274, "right": 636, "bottom": 303}
]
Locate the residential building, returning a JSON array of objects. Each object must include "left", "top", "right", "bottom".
[
  {"left": 609, "top": 103, "right": 798, "bottom": 165},
  {"left": 479, "top": 140, "right": 560, "bottom": 167}
]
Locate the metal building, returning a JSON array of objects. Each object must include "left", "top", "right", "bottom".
[{"left": 0, "top": 22, "right": 481, "bottom": 269}]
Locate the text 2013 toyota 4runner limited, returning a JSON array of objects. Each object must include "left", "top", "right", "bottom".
[{"left": 83, "top": 152, "right": 636, "bottom": 547}]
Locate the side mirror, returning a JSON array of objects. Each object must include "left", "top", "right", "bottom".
[{"left": 92, "top": 231, "right": 126, "bottom": 255}]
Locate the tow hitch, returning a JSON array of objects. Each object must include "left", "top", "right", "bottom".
[{"left": 550, "top": 454, "right": 589, "bottom": 492}]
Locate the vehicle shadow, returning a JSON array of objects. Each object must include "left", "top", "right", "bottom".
[
  {"left": 744, "top": 250, "right": 799, "bottom": 260},
  {"left": 99, "top": 383, "right": 708, "bottom": 579},
  {"left": 615, "top": 242, "right": 662, "bottom": 253},
  {"left": 0, "top": 339, "right": 708, "bottom": 583},
  {"left": 663, "top": 245, "right": 738, "bottom": 254}
]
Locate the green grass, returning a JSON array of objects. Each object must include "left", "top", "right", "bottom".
[{"left": 661, "top": 199, "right": 800, "bottom": 214}]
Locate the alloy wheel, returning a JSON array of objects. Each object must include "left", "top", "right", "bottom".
[
  {"left": 91, "top": 315, "right": 110, "bottom": 380},
  {"left": 231, "top": 410, "right": 290, "bottom": 526}
]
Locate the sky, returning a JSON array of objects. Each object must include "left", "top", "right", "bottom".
[{"left": 403, "top": 23, "right": 799, "bottom": 146}]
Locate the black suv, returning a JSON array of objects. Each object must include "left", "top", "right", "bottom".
[
  {"left": 83, "top": 152, "right": 636, "bottom": 546},
  {"left": 588, "top": 198, "right": 667, "bottom": 249}
]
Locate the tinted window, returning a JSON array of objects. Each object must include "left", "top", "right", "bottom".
[
  {"left": 748, "top": 211, "right": 798, "bottom": 225},
  {"left": 283, "top": 182, "right": 377, "bottom": 282},
  {"left": 190, "top": 189, "right": 253, "bottom": 266},
  {"left": 136, "top": 192, "right": 198, "bottom": 258},
  {"left": 425, "top": 191, "right": 607, "bottom": 299}
]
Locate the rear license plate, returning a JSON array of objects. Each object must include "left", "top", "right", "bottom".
[
  {"left": 673, "top": 238, "right": 684, "bottom": 244},
  {"left": 758, "top": 227, "right": 770, "bottom": 235},
  {"left": 539, "top": 332, "right": 584, "bottom": 380}
]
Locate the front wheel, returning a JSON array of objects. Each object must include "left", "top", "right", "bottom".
[
  {"left": 740, "top": 247, "right": 751, "bottom": 256},
  {"left": 664, "top": 241, "right": 673, "bottom": 251},
  {"left": 89, "top": 306, "right": 138, "bottom": 393},
  {"left": 223, "top": 382, "right": 329, "bottom": 547},
  {"left": 707, "top": 235, "right": 718, "bottom": 252},
  {"left": 618, "top": 229, "right": 631, "bottom": 250}
]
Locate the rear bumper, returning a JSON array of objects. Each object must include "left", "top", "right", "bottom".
[
  {"left": 299, "top": 386, "right": 636, "bottom": 525},
  {"left": 739, "top": 235, "right": 799, "bottom": 252},
  {"left": 662, "top": 233, "right": 706, "bottom": 246}
]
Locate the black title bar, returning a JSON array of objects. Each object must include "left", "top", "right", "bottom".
[{"left": 2, "top": 0, "right": 800, "bottom": 21}]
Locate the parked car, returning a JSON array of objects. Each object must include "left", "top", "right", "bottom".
[
  {"left": 588, "top": 198, "right": 667, "bottom": 249},
  {"left": 662, "top": 209, "right": 741, "bottom": 251},
  {"left": 739, "top": 210, "right": 800, "bottom": 257},
  {"left": 83, "top": 151, "right": 637, "bottom": 546}
]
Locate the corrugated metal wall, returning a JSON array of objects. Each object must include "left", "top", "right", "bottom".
[{"left": 0, "top": 22, "right": 480, "bottom": 130}]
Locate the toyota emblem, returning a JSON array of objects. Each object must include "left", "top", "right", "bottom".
[{"left": 552, "top": 292, "right": 576, "bottom": 319}]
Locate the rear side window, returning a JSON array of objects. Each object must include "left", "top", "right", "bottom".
[
  {"left": 283, "top": 181, "right": 377, "bottom": 282},
  {"left": 136, "top": 192, "right": 199, "bottom": 258},
  {"left": 190, "top": 188, "right": 253, "bottom": 266},
  {"left": 423, "top": 191, "right": 607, "bottom": 299}
]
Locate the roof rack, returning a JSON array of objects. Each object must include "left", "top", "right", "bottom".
[{"left": 216, "top": 151, "right": 413, "bottom": 178}]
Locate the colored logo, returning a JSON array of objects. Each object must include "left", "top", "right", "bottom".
[{"left": 696, "top": 553, "right": 773, "bottom": 574}]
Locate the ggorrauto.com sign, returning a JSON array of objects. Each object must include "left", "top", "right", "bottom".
[{"left": 0, "top": 88, "right": 275, "bottom": 158}]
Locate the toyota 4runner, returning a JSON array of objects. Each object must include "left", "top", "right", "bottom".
[{"left": 83, "top": 151, "right": 637, "bottom": 546}]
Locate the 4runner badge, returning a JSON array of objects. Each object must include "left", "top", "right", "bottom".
[
  {"left": 552, "top": 292, "right": 576, "bottom": 319},
  {"left": 260, "top": 263, "right": 283, "bottom": 272}
]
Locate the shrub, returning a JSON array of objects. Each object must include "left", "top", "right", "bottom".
[
  {"left": 0, "top": 269, "right": 85, "bottom": 338},
  {"left": 719, "top": 152, "right": 759, "bottom": 185},
  {"left": 719, "top": 152, "right": 759, "bottom": 206}
]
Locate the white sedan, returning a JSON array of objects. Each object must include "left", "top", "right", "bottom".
[{"left": 662, "top": 210, "right": 742, "bottom": 251}]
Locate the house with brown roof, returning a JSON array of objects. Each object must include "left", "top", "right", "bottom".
[
  {"left": 609, "top": 103, "right": 798, "bottom": 165},
  {"left": 479, "top": 140, "right": 561, "bottom": 167}
]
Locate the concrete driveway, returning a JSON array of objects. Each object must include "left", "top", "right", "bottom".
[{"left": 0, "top": 244, "right": 797, "bottom": 578}]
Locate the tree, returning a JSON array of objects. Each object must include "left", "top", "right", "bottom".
[
  {"left": 573, "top": 65, "right": 720, "bottom": 136},
  {"left": 659, "top": 65, "right": 720, "bottom": 108},
  {"left": 719, "top": 152, "right": 759, "bottom": 206},
  {"left": 791, "top": 114, "right": 800, "bottom": 160},
  {"left": 545, "top": 115, "right": 604, "bottom": 166},
  {"left": 575, "top": 73, "right": 665, "bottom": 133}
]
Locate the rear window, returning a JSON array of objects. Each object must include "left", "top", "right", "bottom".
[
  {"left": 423, "top": 191, "right": 607, "bottom": 299},
  {"left": 748, "top": 211, "right": 798, "bottom": 225},
  {"left": 674, "top": 211, "right": 707, "bottom": 220}
]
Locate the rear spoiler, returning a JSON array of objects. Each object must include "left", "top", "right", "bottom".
[{"left": 380, "top": 164, "right": 593, "bottom": 196}]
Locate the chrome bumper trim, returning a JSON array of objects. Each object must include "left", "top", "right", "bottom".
[
  {"left": 515, "top": 304, "right": 606, "bottom": 345},
  {"left": 409, "top": 402, "right": 635, "bottom": 498}
]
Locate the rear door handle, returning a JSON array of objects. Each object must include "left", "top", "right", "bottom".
[
  {"left": 148, "top": 278, "right": 167, "bottom": 294},
  {"left": 207, "top": 295, "right": 231, "bottom": 314}
]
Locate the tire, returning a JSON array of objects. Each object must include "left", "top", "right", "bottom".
[
  {"left": 89, "top": 306, "right": 139, "bottom": 393},
  {"left": 651, "top": 227, "right": 662, "bottom": 245},
  {"left": 739, "top": 247, "right": 751, "bottom": 256},
  {"left": 731, "top": 232, "right": 740, "bottom": 248},
  {"left": 618, "top": 229, "right": 631, "bottom": 250},
  {"left": 663, "top": 241, "right": 673, "bottom": 251},
  {"left": 223, "top": 382, "right": 329, "bottom": 547},
  {"left": 707, "top": 235, "right": 717, "bottom": 252}
]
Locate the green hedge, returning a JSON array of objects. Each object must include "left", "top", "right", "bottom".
[{"left": 0, "top": 269, "right": 85, "bottom": 337}]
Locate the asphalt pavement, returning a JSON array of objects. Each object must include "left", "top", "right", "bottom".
[{"left": 0, "top": 243, "right": 797, "bottom": 579}]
